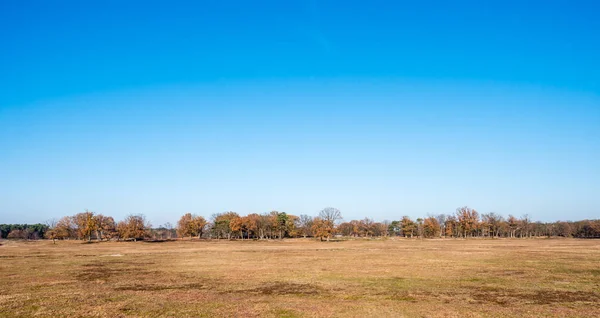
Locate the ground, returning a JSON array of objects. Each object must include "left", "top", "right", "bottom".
[{"left": 1, "top": 238, "right": 599, "bottom": 317}]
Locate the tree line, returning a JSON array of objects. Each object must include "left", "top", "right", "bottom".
[
  {"left": 2, "top": 206, "right": 599, "bottom": 242},
  {"left": 0, "top": 224, "right": 49, "bottom": 240}
]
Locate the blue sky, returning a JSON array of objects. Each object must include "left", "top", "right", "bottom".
[{"left": 1, "top": 1, "right": 599, "bottom": 225}]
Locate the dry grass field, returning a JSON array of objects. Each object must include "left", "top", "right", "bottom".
[{"left": 1, "top": 238, "right": 599, "bottom": 317}]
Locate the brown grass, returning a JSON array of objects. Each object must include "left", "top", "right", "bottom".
[{"left": 1, "top": 238, "right": 599, "bottom": 317}]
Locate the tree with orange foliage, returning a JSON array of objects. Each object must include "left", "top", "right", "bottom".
[
  {"left": 177, "top": 213, "right": 207, "bottom": 239},
  {"left": 117, "top": 214, "right": 150, "bottom": 241},
  {"left": 54, "top": 216, "right": 75, "bottom": 239},
  {"left": 423, "top": 217, "right": 441, "bottom": 238},
  {"left": 73, "top": 210, "right": 97, "bottom": 241},
  {"left": 507, "top": 215, "right": 519, "bottom": 238},
  {"left": 456, "top": 206, "right": 479, "bottom": 238},
  {"left": 311, "top": 217, "right": 334, "bottom": 241},
  {"left": 337, "top": 222, "right": 354, "bottom": 237},
  {"left": 287, "top": 214, "right": 300, "bottom": 238},
  {"left": 244, "top": 214, "right": 260, "bottom": 239},
  {"left": 400, "top": 216, "right": 416, "bottom": 238},
  {"left": 93, "top": 214, "right": 116, "bottom": 241},
  {"left": 229, "top": 215, "right": 244, "bottom": 239}
]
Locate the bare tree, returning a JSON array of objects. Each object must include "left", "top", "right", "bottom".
[
  {"left": 164, "top": 222, "right": 174, "bottom": 239},
  {"left": 435, "top": 214, "right": 447, "bottom": 238},
  {"left": 520, "top": 214, "right": 531, "bottom": 238},
  {"left": 298, "top": 214, "right": 314, "bottom": 238},
  {"left": 45, "top": 219, "right": 58, "bottom": 244},
  {"left": 319, "top": 207, "right": 342, "bottom": 225}
]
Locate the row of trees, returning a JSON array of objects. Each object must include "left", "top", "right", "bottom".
[
  {"left": 176, "top": 207, "right": 342, "bottom": 241},
  {"left": 41, "top": 210, "right": 150, "bottom": 243},
  {"left": 0, "top": 224, "right": 49, "bottom": 240},
  {"left": 2, "top": 206, "right": 600, "bottom": 242}
]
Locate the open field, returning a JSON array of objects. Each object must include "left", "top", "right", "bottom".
[{"left": 1, "top": 238, "right": 599, "bottom": 317}]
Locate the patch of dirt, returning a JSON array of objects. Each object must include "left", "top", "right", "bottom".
[
  {"left": 388, "top": 291, "right": 418, "bottom": 302},
  {"left": 76, "top": 262, "right": 158, "bottom": 282},
  {"left": 528, "top": 290, "right": 600, "bottom": 304},
  {"left": 245, "top": 282, "right": 324, "bottom": 296},
  {"left": 76, "top": 264, "right": 124, "bottom": 281},
  {"left": 114, "top": 282, "right": 207, "bottom": 291},
  {"left": 472, "top": 287, "right": 600, "bottom": 305},
  {"left": 496, "top": 270, "right": 526, "bottom": 276}
]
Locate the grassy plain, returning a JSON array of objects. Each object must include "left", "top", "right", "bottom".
[{"left": 1, "top": 238, "right": 599, "bottom": 317}]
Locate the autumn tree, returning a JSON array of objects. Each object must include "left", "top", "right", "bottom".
[
  {"left": 337, "top": 222, "right": 355, "bottom": 237},
  {"left": 507, "top": 215, "right": 519, "bottom": 238},
  {"left": 44, "top": 219, "right": 59, "bottom": 243},
  {"left": 195, "top": 214, "right": 208, "bottom": 238},
  {"left": 177, "top": 213, "right": 208, "bottom": 239},
  {"left": 555, "top": 221, "right": 572, "bottom": 237},
  {"left": 54, "top": 216, "right": 75, "bottom": 239},
  {"left": 360, "top": 218, "right": 374, "bottom": 237},
  {"left": 444, "top": 215, "right": 458, "bottom": 237},
  {"left": 350, "top": 220, "right": 361, "bottom": 237},
  {"left": 423, "top": 217, "right": 441, "bottom": 238},
  {"left": 212, "top": 211, "right": 239, "bottom": 239},
  {"left": 256, "top": 213, "right": 271, "bottom": 239},
  {"left": 244, "top": 214, "right": 260, "bottom": 239},
  {"left": 73, "top": 210, "right": 97, "bottom": 241},
  {"left": 400, "top": 216, "right": 416, "bottom": 238},
  {"left": 456, "top": 206, "right": 479, "bottom": 238},
  {"left": 93, "top": 214, "right": 116, "bottom": 241},
  {"left": 117, "top": 214, "right": 150, "bottom": 241},
  {"left": 311, "top": 217, "right": 334, "bottom": 241},
  {"left": 267, "top": 211, "right": 280, "bottom": 239},
  {"left": 287, "top": 214, "right": 300, "bottom": 238},
  {"left": 7, "top": 229, "right": 27, "bottom": 239},
  {"left": 372, "top": 222, "right": 388, "bottom": 237},
  {"left": 381, "top": 220, "right": 392, "bottom": 237},
  {"left": 229, "top": 215, "right": 244, "bottom": 239},
  {"left": 520, "top": 214, "right": 531, "bottom": 238},
  {"left": 481, "top": 213, "right": 503, "bottom": 238},
  {"left": 416, "top": 218, "right": 424, "bottom": 238}
]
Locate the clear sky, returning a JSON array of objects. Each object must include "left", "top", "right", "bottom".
[{"left": 1, "top": 0, "right": 599, "bottom": 225}]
